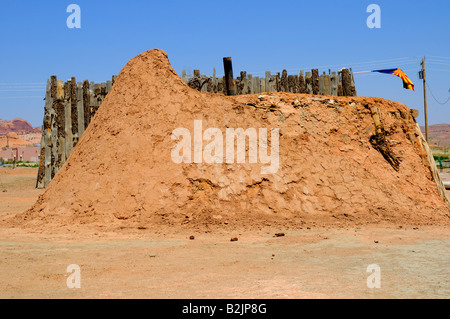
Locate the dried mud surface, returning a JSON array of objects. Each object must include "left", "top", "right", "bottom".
[{"left": 2, "top": 49, "right": 448, "bottom": 233}]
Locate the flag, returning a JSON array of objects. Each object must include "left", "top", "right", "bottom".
[{"left": 372, "top": 68, "right": 415, "bottom": 91}]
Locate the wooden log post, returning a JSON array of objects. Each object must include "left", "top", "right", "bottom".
[
  {"left": 77, "top": 82, "right": 84, "bottom": 138},
  {"left": 253, "top": 76, "right": 260, "bottom": 94},
  {"left": 44, "top": 79, "right": 53, "bottom": 187},
  {"left": 212, "top": 68, "right": 217, "bottom": 93},
  {"left": 330, "top": 72, "right": 338, "bottom": 96},
  {"left": 42, "top": 79, "right": 53, "bottom": 187},
  {"left": 288, "top": 75, "right": 294, "bottom": 93},
  {"left": 265, "top": 71, "right": 271, "bottom": 93},
  {"left": 106, "top": 80, "right": 112, "bottom": 93},
  {"left": 337, "top": 71, "right": 343, "bottom": 96},
  {"left": 36, "top": 79, "right": 52, "bottom": 188},
  {"left": 299, "top": 70, "right": 306, "bottom": 93},
  {"left": 319, "top": 72, "right": 325, "bottom": 95},
  {"left": 305, "top": 72, "right": 312, "bottom": 94},
  {"left": 218, "top": 77, "right": 224, "bottom": 94},
  {"left": 92, "top": 83, "right": 106, "bottom": 117},
  {"left": 70, "top": 77, "right": 78, "bottom": 150},
  {"left": 54, "top": 80, "right": 65, "bottom": 176},
  {"left": 206, "top": 76, "right": 213, "bottom": 93},
  {"left": 235, "top": 75, "right": 240, "bottom": 94},
  {"left": 323, "top": 73, "right": 331, "bottom": 95},
  {"left": 267, "top": 75, "right": 275, "bottom": 93},
  {"left": 260, "top": 77, "right": 265, "bottom": 93},
  {"left": 369, "top": 106, "right": 401, "bottom": 171},
  {"left": 83, "top": 80, "right": 91, "bottom": 130},
  {"left": 247, "top": 76, "right": 252, "bottom": 94},
  {"left": 223, "top": 57, "right": 236, "bottom": 96},
  {"left": 49, "top": 76, "right": 57, "bottom": 179},
  {"left": 370, "top": 106, "right": 384, "bottom": 135},
  {"left": 341, "top": 68, "right": 352, "bottom": 96},
  {"left": 349, "top": 68, "right": 357, "bottom": 96},
  {"left": 96, "top": 84, "right": 103, "bottom": 111},
  {"left": 64, "top": 81, "right": 72, "bottom": 162},
  {"left": 338, "top": 84, "right": 343, "bottom": 96},
  {"left": 100, "top": 83, "right": 107, "bottom": 107},
  {"left": 200, "top": 73, "right": 209, "bottom": 92},
  {"left": 241, "top": 71, "right": 249, "bottom": 94},
  {"left": 89, "top": 81, "right": 95, "bottom": 122},
  {"left": 36, "top": 131, "right": 46, "bottom": 188},
  {"left": 281, "top": 70, "right": 288, "bottom": 92},
  {"left": 247, "top": 74, "right": 253, "bottom": 94},
  {"left": 275, "top": 73, "right": 281, "bottom": 92},
  {"left": 193, "top": 69, "right": 200, "bottom": 78},
  {"left": 311, "top": 69, "right": 319, "bottom": 95},
  {"left": 91, "top": 83, "right": 100, "bottom": 118},
  {"left": 187, "top": 70, "right": 201, "bottom": 91},
  {"left": 239, "top": 71, "right": 247, "bottom": 95}
]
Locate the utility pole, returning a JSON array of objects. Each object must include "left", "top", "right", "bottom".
[{"left": 420, "top": 57, "right": 429, "bottom": 143}]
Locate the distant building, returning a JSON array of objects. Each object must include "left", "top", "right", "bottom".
[{"left": 0, "top": 146, "right": 40, "bottom": 162}]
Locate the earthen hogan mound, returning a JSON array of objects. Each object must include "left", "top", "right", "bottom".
[{"left": 7, "top": 49, "right": 450, "bottom": 231}]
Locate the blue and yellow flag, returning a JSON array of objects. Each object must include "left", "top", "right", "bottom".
[{"left": 372, "top": 68, "right": 415, "bottom": 91}]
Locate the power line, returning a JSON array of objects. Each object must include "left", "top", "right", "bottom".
[
  {"left": 288, "top": 58, "right": 418, "bottom": 73},
  {"left": 428, "top": 58, "right": 450, "bottom": 63},
  {"left": 315, "top": 57, "right": 417, "bottom": 70},
  {"left": 427, "top": 68, "right": 450, "bottom": 72},
  {"left": 245, "top": 57, "right": 420, "bottom": 75},
  {"left": 0, "top": 89, "right": 44, "bottom": 92},
  {"left": 426, "top": 83, "right": 450, "bottom": 105},
  {"left": 0, "top": 86, "right": 46, "bottom": 89},
  {"left": 427, "top": 61, "right": 450, "bottom": 66},
  {"left": 0, "top": 96, "right": 43, "bottom": 99},
  {"left": 0, "top": 83, "right": 46, "bottom": 86},
  {"left": 428, "top": 55, "right": 450, "bottom": 60}
]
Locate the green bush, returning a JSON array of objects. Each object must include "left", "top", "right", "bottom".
[
  {"left": 17, "top": 163, "right": 39, "bottom": 168},
  {"left": 434, "top": 155, "right": 449, "bottom": 161}
]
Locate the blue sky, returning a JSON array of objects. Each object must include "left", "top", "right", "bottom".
[{"left": 0, "top": 0, "right": 449, "bottom": 127}]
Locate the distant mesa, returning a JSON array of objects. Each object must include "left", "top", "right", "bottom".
[
  {"left": 0, "top": 118, "right": 41, "bottom": 135},
  {"left": 420, "top": 124, "right": 450, "bottom": 146},
  {"left": 0, "top": 118, "right": 42, "bottom": 148}
]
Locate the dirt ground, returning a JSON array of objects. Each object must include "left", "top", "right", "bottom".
[{"left": 0, "top": 167, "right": 449, "bottom": 299}]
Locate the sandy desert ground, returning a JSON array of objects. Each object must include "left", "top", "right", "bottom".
[{"left": 0, "top": 166, "right": 449, "bottom": 299}]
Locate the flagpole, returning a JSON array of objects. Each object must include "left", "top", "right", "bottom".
[{"left": 352, "top": 71, "right": 372, "bottom": 74}]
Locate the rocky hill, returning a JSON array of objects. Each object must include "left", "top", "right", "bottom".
[
  {"left": 0, "top": 118, "right": 41, "bottom": 135},
  {"left": 421, "top": 124, "right": 450, "bottom": 146}
]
